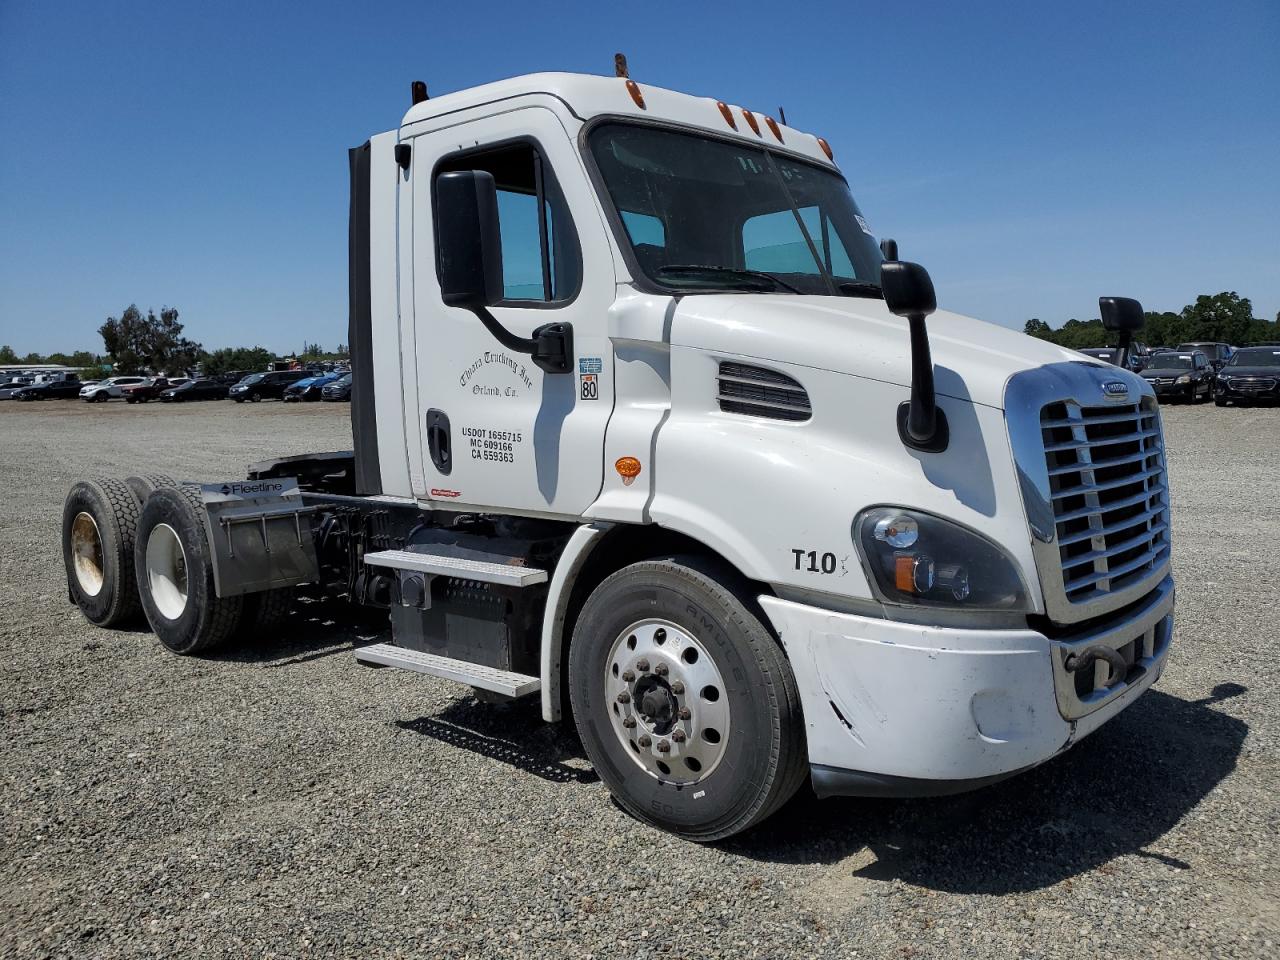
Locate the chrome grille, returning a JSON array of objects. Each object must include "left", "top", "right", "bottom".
[
  {"left": 1039, "top": 399, "right": 1169, "bottom": 608},
  {"left": 1228, "top": 377, "right": 1277, "bottom": 391},
  {"left": 716, "top": 362, "right": 811, "bottom": 422}
]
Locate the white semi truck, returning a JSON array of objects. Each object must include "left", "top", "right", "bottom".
[{"left": 62, "top": 69, "right": 1174, "bottom": 841}]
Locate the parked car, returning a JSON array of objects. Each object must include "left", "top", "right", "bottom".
[
  {"left": 0, "top": 377, "right": 35, "bottom": 399},
  {"left": 283, "top": 372, "right": 341, "bottom": 402},
  {"left": 14, "top": 379, "right": 85, "bottom": 401},
  {"left": 123, "top": 377, "right": 190, "bottom": 403},
  {"left": 1176, "top": 341, "right": 1233, "bottom": 371},
  {"left": 1140, "top": 350, "right": 1214, "bottom": 403},
  {"left": 229, "top": 370, "right": 309, "bottom": 402},
  {"left": 160, "top": 379, "right": 229, "bottom": 402},
  {"left": 1213, "top": 346, "right": 1280, "bottom": 406},
  {"left": 80, "top": 376, "right": 148, "bottom": 402},
  {"left": 321, "top": 372, "right": 353, "bottom": 402}
]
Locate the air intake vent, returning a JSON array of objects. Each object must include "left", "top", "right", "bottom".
[{"left": 716, "top": 362, "right": 811, "bottom": 422}]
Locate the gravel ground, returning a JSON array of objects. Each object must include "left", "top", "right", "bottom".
[{"left": 1, "top": 398, "right": 1277, "bottom": 959}]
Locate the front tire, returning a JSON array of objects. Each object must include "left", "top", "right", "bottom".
[
  {"left": 62, "top": 477, "right": 143, "bottom": 627},
  {"left": 135, "top": 486, "right": 244, "bottom": 654},
  {"left": 249, "top": 391, "right": 261, "bottom": 402},
  {"left": 568, "top": 556, "right": 806, "bottom": 841}
]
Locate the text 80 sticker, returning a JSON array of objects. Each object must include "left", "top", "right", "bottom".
[{"left": 580, "top": 373, "right": 599, "bottom": 401}]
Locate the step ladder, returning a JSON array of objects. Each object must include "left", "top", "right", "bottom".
[{"left": 353, "top": 547, "right": 546, "bottom": 696}]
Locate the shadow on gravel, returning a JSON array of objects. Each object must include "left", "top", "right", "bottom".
[
  {"left": 725, "top": 683, "right": 1248, "bottom": 893},
  {"left": 396, "top": 697, "right": 600, "bottom": 785},
  {"left": 212, "top": 592, "right": 389, "bottom": 667}
]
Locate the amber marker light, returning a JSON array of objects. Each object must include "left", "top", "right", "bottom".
[
  {"left": 615, "top": 457, "right": 643, "bottom": 486},
  {"left": 817, "top": 137, "right": 834, "bottom": 161},
  {"left": 741, "top": 109, "right": 761, "bottom": 135},
  {"left": 764, "top": 116, "right": 783, "bottom": 142},
  {"left": 716, "top": 100, "right": 737, "bottom": 129},
  {"left": 625, "top": 80, "right": 646, "bottom": 109}
]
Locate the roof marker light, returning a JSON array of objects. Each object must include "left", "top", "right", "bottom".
[
  {"left": 764, "top": 116, "right": 783, "bottom": 142},
  {"left": 626, "top": 79, "right": 646, "bottom": 109},
  {"left": 817, "top": 137, "right": 834, "bottom": 161},
  {"left": 716, "top": 100, "right": 737, "bottom": 129},
  {"left": 742, "top": 109, "right": 761, "bottom": 136}
]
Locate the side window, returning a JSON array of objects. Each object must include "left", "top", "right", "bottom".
[
  {"left": 620, "top": 210, "right": 666, "bottom": 274},
  {"left": 436, "top": 142, "right": 582, "bottom": 304}
]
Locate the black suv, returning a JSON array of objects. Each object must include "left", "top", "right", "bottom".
[
  {"left": 1214, "top": 346, "right": 1280, "bottom": 406},
  {"left": 1140, "top": 350, "right": 1214, "bottom": 403},
  {"left": 229, "top": 370, "right": 309, "bottom": 402},
  {"left": 1176, "top": 342, "right": 1233, "bottom": 371}
]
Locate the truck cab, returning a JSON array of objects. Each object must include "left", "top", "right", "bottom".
[{"left": 65, "top": 71, "right": 1175, "bottom": 841}]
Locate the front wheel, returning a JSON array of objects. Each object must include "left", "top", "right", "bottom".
[
  {"left": 568, "top": 556, "right": 807, "bottom": 841},
  {"left": 249, "top": 391, "right": 261, "bottom": 402}
]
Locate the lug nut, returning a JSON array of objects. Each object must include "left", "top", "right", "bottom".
[
  {"left": 616, "top": 691, "right": 631, "bottom": 704},
  {"left": 636, "top": 659, "right": 650, "bottom": 672},
  {"left": 657, "top": 740, "right": 671, "bottom": 754},
  {"left": 622, "top": 717, "right": 636, "bottom": 729},
  {"left": 654, "top": 662, "right": 669, "bottom": 676},
  {"left": 678, "top": 707, "right": 691, "bottom": 720},
  {"left": 655, "top": 628, "right": 667, "bottom": 642},
  {"left": 671, "top": 729, "right": 686, "bottom": 743},
  {"left": 621, "top": 670, "right": 635, "bottom": 683},
  {"left": 638, "top": 735, "right": 652, "bottom": 748},
  {"left": 671, "top": 681, "right": 685, "bottom": 695}
]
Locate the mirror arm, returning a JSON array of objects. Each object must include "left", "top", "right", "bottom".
[
  {"left": 472, "top": 306, "right": 538, "bottom": 355},
  {"left": 472, "top": 307, "right": 574, "bottom": 375},
  {"left": 897, "top": 312, "right": 949, "bottom": 452}
]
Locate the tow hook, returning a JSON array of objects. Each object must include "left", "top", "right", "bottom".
[{"left": 1064, "top": 645, "right": 1128, "bottom": 689}]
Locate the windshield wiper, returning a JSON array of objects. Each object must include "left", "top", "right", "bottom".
[
  {"left": 656, "top": 264, "right": 803, "bottom": 294},
  {"left": 837, "top": 280, "right": 884, "bottom": 299}
]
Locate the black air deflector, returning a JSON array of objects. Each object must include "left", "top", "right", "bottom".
[
  {"left": 716, "top": 362, "right": 811, "bottom": 422},
  {"left": 348, "top": 140, "right": 381, "bottom": 495}
]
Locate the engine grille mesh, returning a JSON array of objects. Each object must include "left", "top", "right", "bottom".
[
  {"left": 716, "top": 362, "right": 811, "bottom": 422},
  {"left": 1039, "top": 399, "right": 1169, "bottom": 607}
]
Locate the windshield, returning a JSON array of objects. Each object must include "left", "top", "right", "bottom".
[
  {"left": 1177, "top": 343, "right": 1220, "bottom": 358},
  {"left": 1227, "top": 349, "right": 1280, "bottom": 367},
  {"left": 242, "top": 373, "right": 265, "bottom": 384},
  {"left": 1152, "top": 355, "right": 1196, "bottom": 370},
  {"left": 588, "top": 122, "right": 885, "bottom": 296}
]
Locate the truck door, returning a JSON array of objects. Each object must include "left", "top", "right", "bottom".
[{"left": 407, "top": 106, "right": 615, "bottom": 516}]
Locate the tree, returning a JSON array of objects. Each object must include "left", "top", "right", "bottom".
[
  {"left": 0, "top": 345, "right": 18, "bottom": 364},
  {"left": 1023, "top": 319, "right": 1052, "bottom": 339},
  {"left": 1179, "top": 292, "right": 1254, "bottom": 345},
  {"left": 99, "top": 304, "right": 204, "bottom": 374},
  {"left": 202, "top": 346, "right": 275, "bottom": 377}
]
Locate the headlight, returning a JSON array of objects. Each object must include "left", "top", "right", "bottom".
[
  {"left": 1176, "top": 374, "right": 1191, "bottom": 384},
  {"left": 853, "top": 507, "right": 1029, "bottom": 611}
]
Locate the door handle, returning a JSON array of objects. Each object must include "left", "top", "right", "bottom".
[{"left": 426, "top": 409, "right": 452, "bottom": 475}]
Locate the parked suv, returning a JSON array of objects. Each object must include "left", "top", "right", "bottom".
[
  {"left": 123, "top": 377, "right": 190, "bottom": 403},
  {"left": 229, "top": 370, "right": 309, "bottom": 402},
  {"left": 1214, "top": 346, "right": 1280, "bottom": 406},
  {"left": 1140, "top": 350, "right": 1214, "bottom": 402},
  {"left": 80, "top": 376, "right": 147, "bottom": 402},
  {"left": 1176, "top": 341, "right": 1233, "bottom": 371}
]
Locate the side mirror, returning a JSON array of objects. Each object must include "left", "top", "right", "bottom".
[
  {"left": 1099, "top": 296, "right": 1144, "bottom": 333},
  {"left": 881, "top": 261, "right": 936, "bottom": 319},
  {"left": 435, "top": 170, "right": 504, "bottom": 308}
]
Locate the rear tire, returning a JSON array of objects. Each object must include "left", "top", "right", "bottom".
[
  {"left": 568, "top": 555, "right": 807, "bottom": 841},
  {"left": 241, "top": 587, "right": 294, "bottom": 636},
  {"left": 125, "top": 473, "right": 179, "bottom": 509},
  {"left": 62, "top": 477, "right": 143, "bottom": 628},
  {"left": 135, "top": 485, "right": 244, "bottom": 654}
]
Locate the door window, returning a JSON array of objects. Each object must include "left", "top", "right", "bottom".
[{"left": 436, "top": 142, "right": 581, "bottom": 304}]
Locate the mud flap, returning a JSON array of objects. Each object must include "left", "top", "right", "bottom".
[{"left": 199, "top": 478, "right": 320, "bottom": 597}]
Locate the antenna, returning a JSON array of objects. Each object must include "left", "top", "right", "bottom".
[
  {"left": 411, "top": 80, "right": 429, "bottom": 105},
  {"left": 779, "top": 106, "right": 788, "bottom": 125},
  {"left": 614, "top": 53, "right": 629, "bottom": 78}
]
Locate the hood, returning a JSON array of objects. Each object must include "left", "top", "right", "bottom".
[
  {"left": 1141, "top": 366, "right": 1196, "bottom": 378},
  {"left": 669, "top": 295, "right": 1092, "bottom": 409},
  {"left": 1219, "top": 365, "right": 1280, "bottom": 377}
]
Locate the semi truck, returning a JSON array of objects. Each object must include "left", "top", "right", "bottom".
[{"left": 61, "top": 68, "right": 1173, "bottom": 841}]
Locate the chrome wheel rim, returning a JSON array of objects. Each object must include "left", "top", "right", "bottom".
[
  {"left": 145, "top": 523, "right": 188, "bottom": 620},
  {"left": 70, "top": 512, "right": 105, "bottom": 597},
  {"left": 603, "top": 618, "right": 731, "bottom": 784}
]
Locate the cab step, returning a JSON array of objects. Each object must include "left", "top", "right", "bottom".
[
  {"left": 354, "top": 642, "right": 542, "bottom": 697},
  {"left": 362, "top": 549, "right": 548, "bottom": 587}
]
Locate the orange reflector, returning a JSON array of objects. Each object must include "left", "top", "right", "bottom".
[
  {"left": 625, "top": 79, "right": 646, "bottom": 109},
  {"left": 764, "top": 116, "right": 783, "bottom": 142},
  {"left": 742, "top": 109, "right": 760, "bottom": 136},
  {"left": 894, "top": 555, "right": 917, "bottom": 593},
  {"left": 615, "top": 456, "right": 642, "bottom": 479},
  {"left": 817, "top": 137, "right": 834, "bottom": 161},
  {"left": 716, "top": 100, "right": 737, "bottom": 129}
]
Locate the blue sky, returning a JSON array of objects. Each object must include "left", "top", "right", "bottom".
[{"left": 1, "top": 0, "right": 1277, "bottom": 355}]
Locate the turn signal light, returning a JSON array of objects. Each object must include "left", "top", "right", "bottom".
[{"left": 615, "top": 457, "right": 642, "bottom": 484}]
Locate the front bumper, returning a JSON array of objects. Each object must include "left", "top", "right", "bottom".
[
  {"left": 1145, "top": 379, "right": 1195, "bottom": 400},
  {"left": 758, "top": 575, "right": 1174, "bottom": 796},
  {"left": 1215, "top": 380, "right": 1280, "bottom": 402}
]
